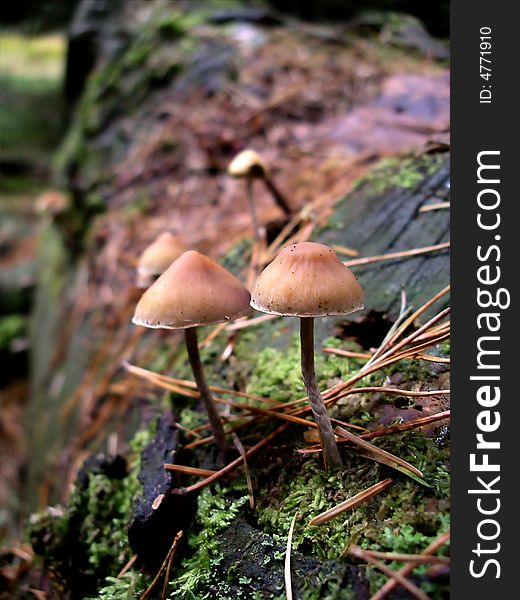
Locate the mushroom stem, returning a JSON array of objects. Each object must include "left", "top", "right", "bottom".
[
  {"left": 263, "top": 175, "right": 291, "bottom": 217},
  {"left": 184, "top": 327, "right": 228, "bottom": 452},
  {"left": 300, "top": 317, "right": 342, "bottom": 469},
  {"left": 247, "top": 178, "right": 261, "bottom": 243}
]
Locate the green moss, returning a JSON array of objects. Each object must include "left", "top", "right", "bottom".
[
  {"left": 0, "top": 314, "right": 26, "bottom": 350},
  {"left": 167, "top": 482, "right": 249, "bottom": 599},
  {"left": 353, "top": 154, "right": 445, "bottom": 195},
  {"left": 255, "top": 429, "right": 450, "bottom": 569},
  {"left": 89, "top": 571, "right": 149, "bottom": 599},
  {"left": 247, "top": 335, "right": 365, "bottom": 404},
  {"left": 29, "top": 426, "right": 154, "bottom": 595}
]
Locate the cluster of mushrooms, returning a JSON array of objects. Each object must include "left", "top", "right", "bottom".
[{"left": 132, "top": 150, "right": 364, "bottom": 470}]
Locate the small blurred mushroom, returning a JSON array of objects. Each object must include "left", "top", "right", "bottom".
[
  {"left": 250, "top": 241, "right": 364, "bottom": 469},
  {"left": 228, "top": 149, "right": 291, "bottom": 241},
  {"left": 136, "top": 231, "right": 186, "bottom": 288},
  {"left": 35, "top": 190, "right": 68, "bottom": 216},
  {"left": 132, "top": 250, "right": 251, "bottom": 452}
]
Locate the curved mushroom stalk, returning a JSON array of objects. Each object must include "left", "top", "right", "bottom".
[
  {"left": 263, "top": 175, "right": 291, "bottom": 217},
  {"left": 185, "top": 327, "right": 228, "bottom": 453},
  {"left": 300, "top": 317, "right": 342, "bottom": 469}
]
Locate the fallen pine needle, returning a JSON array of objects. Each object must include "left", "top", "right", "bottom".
[
  {"left": 163, "top": 464, "right": 217, "bottom": 477},
  {"left": 387, "top": 286, "right": 450, "bottom": 346},
  {"left": 232, "top": 432, "right": 255, "bottom": 508},
  {"left": 198, "top": 321, "right": 228, "bottom": 348},
  {"left": 418, "top": 202, "right": 450, "bottom": 213},
  {"left": 332, "top": 244, "right": 359, "bottom": 257},
  {"left": 335, "top": 427, "right": 423, "bottom": 478},
  {"left": 299, "top": 410, "right": 450, "bottom": 453},
  {"left": 363, "top": 550, "right": 449, "bottom": 564},
  {"left": 285, "top": 511, "right": 298, "bottom": 600},
  {"left": 117, "top": 554, "right": 137, "bottom": 578},
  {"left": 343, "top": 242, "right": 449, "bottom": 268},
  {"left": 124, "top": 361, "right": 282, "bottom": 406},
  {"left": 309, "top": 478, "right": 393, "bottom": 525},
  {"left": 172, "top": 424, "right": 288, "bottom": 494},
  {"left": 361, "top": 410, "right": 450, "bottom": 441},
  {"left": 416, "top": 354, "right": 450, "bottom": 363},
  {"left": 322, "top": 347, "right": 371, "bottom": 359},
  {"left": 141, "top": 530, "right": 183, "bottom": 600},
  {"left": 348, "top": 545, "right": 430, "bottom": 600},
  {"left": 370, "top": 529, "right": 450, "bottom": 600},
  {"left": 225, "top": 313, "right": 279, "bottom": 331}
]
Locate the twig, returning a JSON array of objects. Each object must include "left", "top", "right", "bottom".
[
  {"left": 285, "top": 512, "right": 299, "bottom": 600},
  {"left": 309, "top": 479, "right": 393, "bottom": 525},
  {"left": 343, "top": 242, "right": 449, "bottom": 268}
]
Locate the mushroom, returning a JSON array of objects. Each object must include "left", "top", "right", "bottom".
[
  {"left": 136, "top": 231, "right": 186, "bottom": 288},
  {"left": 250, "top": 241, "right": 364, "bottom": 469},
  {"left": 228, "top": 149, "right": 291, "bottom": 242},
  {"left": 36, "top": 190, "right": 68, "bottom": 216},
  {"left": 132, "top": 250, "right": 251, "bottom": 452}
]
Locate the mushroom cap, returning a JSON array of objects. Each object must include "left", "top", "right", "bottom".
[
  {"left": 250, "top": 242, "right": 364, "bottom": 317},
  {"left": 36, "top": 190, "right": 68, "bottom": 215},
  {"left": 133, "top": 250, "right": 251, "bottom": 329},
  {"left": 228, "top": 149, "right": 268, "bottom": 179},
  {"left": 136, "top": 232, "right": 186, "bottom": 287}
]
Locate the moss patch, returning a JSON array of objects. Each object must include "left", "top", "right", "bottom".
[{"left": 29, "top": 429, "right": 153, "bottom": 596}]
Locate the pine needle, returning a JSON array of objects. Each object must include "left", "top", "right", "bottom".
[
  {"left": 418, "top": 202, "right": 450, "bottom": 213},
  {"left": 141, "top": 530, "right": 184, "bottom": 600},
  {"left": 343, "top": 242, "right": 449, "bottom": 268},
  {"left": 309, "top": 479, "right": 393, "bottom": 525},
  {"left": 370, "top": 529, "right": 450, "bottom": 600},
  {"left": 348, "top": 545, "right": 431, "bottom": 600},
  {"left": 232, "top": 432, "right": 255, "bottom": 508},
  {"left": 334, "top": 427, "right": 423, "bottom": 478},
  {"left": 163, "top": 464, "right": 217, "bottom": 477},
  {"left": 285, "top": 511, "right": 299, "bottom": 600}
]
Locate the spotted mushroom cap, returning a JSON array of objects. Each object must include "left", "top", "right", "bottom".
[
  {"left": 228, "top": 149, "right": 268, "bottom": 179},
  {"left": 133, "top": 250, "right": 251, "bottom": 329},
  {"left": 250, "top": 242, "right": 364, "bottom": 317}
]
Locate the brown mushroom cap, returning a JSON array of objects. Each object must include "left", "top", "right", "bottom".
[
  {"left": 137, "top": 232, "right": 186, "bottom": 277},
  {"left": 228, "top": 149, "right": 268, "bottom": 179},
  {"left": 36, "top": 190, "right": 68, "bottom": 215},
  {"left": 133, "top": 250, "right": 251, "bottom": 329},
  {"left": 250, "top": 241, "right": 364, "bottom": 317}
]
